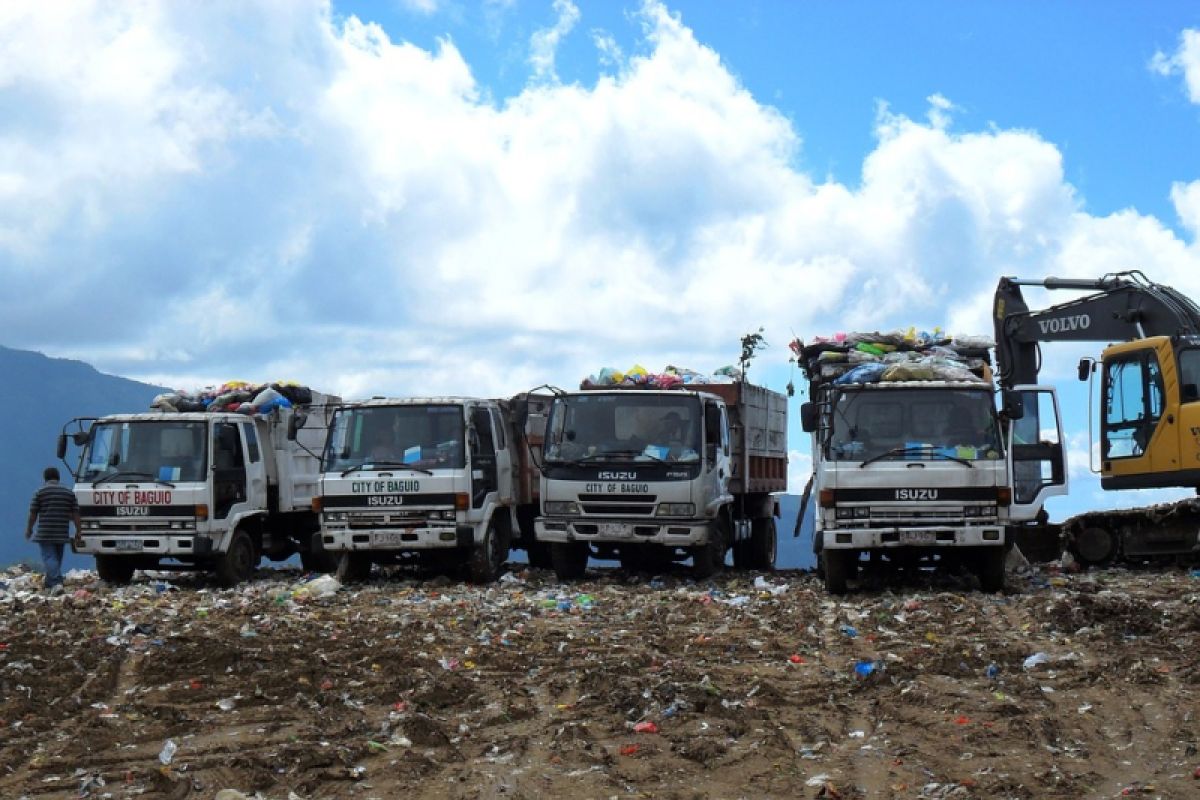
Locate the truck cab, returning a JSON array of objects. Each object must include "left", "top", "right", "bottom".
[
  {"left": 63, "top": 403, "right": 329, "bottom": 586},
  {"left": 806, "top": 380, "right": 1063, "bottom": 592},
  {"left": 316, "top": 397, "right": 522, "bottom": 583},
  {"left": 535, "top": 384, "right": 785, "bottom": 579}
]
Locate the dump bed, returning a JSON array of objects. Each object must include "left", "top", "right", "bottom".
[{"left": 686, "top": 382, "right": 788, "bottom": 494}]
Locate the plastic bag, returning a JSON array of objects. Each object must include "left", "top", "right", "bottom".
[{"left": 833, "top": 363, "right": 888, "bottom": 384}]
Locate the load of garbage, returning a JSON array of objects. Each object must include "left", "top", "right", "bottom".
[
  {"left": 581, "top": 364, "right": 742, "bottom": 389},
  {"left": 150, "top": 380, "right": 316, "bottom": 415},
  {"left": 790, "top": 328, "right": 994, "bottom": 385}
]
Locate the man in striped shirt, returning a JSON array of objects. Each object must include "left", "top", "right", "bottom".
[{"left": 25, "top": 467, "right": 82, "bottom": 592}]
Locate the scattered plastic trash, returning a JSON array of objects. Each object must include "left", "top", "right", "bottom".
[
  {"left": 853, "top": 660, "right": 876, "bottom": 677},
  {"left": 839, "top": 624, "right": 858, "bottom": 638},
  {"left": 1023, "top": 652, "right": 1050, "bottom": 670},
  {"left": 633, "top": 721, "right": 658, "bottom": 734},
  {"left": 985, "top": 664, "right": 1000, "bottom": 678},
  {"left": 158, "top": 739, "right": 178, "bottom": 765}
]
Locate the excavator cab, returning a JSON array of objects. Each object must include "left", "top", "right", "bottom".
[{"left": 1097, "top": 335, "right": 1200, "bottom": 490}]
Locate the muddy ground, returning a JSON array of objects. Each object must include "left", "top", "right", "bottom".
[{"left": 1, "top": 561, "right": 1198, "bottom": 800}]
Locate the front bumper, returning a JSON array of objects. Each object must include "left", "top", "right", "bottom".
[
  {"left": 75, "top": 532, "right": 214, "bottom": 557},
  {"left": 535, "top": 517, "right": 712, "bottom": 546},
  {"left": 821, "top": 524, "right": 1005, "bottom": 550},
  {"left": 321, "top": 525, "right": 473, "bottom": 552}
]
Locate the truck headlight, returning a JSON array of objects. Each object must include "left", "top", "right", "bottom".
[
  {"left": 544, "top": 501, "right": 580, "bottom": 515},
  {"left": 325, "top": 512, "right": 348, "bottom": 523},
  {"left": 835, "top": 508, "right": 853, "bottom": 519},
  {"left": 655, "top": 503, "right": 695, "bottom": 516},
  {"left": 84, "top": 521, "right": 101, "bottom": 530},
  {"left": 854, "top": 507, "right": 870, "bottom": 518}
]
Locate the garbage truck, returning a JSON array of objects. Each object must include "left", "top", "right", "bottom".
[
  {"left": 315, "top": 395, "right": 549, "bottom": 583},
  {"left": 58, "top": 385, "right": 340, "bottom": 586},
  {"left": 535, "top": 378, "right": 788, "bottom": 579},
  {"left": 794, "top": 333, "right": 1066, "bottom": 593}
]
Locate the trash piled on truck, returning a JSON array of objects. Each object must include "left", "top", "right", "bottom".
[
  {"left": 150, "top": 380, "right": 317, "bottom": 415},
  {"left": 582, "top": 364, "right": 742, "bottom": 389},
  {"left": 790, "top": 328, "right": 994, "bottom": 385},
  {"left": 1, "top": 562, "right": 1198, "bottom": 798}
]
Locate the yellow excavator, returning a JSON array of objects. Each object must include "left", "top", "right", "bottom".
[{"left": 994, "top": 270, "right": 1200, "bottom": 564}]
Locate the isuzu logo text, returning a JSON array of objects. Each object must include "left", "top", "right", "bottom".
[
  {"left": 895, "top": 489, "right": 939, "bottom": 500},
  {"left": 1037, "top": 314, "right": 1091, "bottom": 334},
  {"left": 597, "top": 471, "right": 637, "bottom": 480}
]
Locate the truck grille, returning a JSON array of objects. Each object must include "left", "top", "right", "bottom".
[{"left": 579, "top": 495, "right": 658, "bottom": 516}]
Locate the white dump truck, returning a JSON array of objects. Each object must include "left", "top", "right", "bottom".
[
  {"left": 795, "top": 334, "right": 1066, "bottom": 593},
  {"left": 315, "top": 395, "right": 548, "bottom": 583},
  {"left": 535, "top": 380, "right": 788, "bottom": 579},
  {"left": 58, "top": 386, "right": 340, "bottom": 585}
]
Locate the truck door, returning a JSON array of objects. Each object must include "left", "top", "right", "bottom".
[
  {"left": 240, "top": 422, "right": 268, "bottom": 509},
  {"left": 212, "top": 422, "right": 248, "bottom": 520},
  {"left": 1007, "top": 386, "right": 1068, "bottom": 522},
  {"left": 490, "top": 406, "right": 514, "bottom": 505},
  {"left": 705, "top": 400, "right": 731, "bottom": 497},
  {"left": 470, "top": 405, "right": 498, "bottom": 509}
]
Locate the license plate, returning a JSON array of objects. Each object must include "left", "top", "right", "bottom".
[
  {"left": 899, "top": 531, "right": 936, "bottom": 545},
  {"left": 597, "top": 523, "right": 631, "bottom": 538},
  {"left": 115, "top": 539, "right": 142, "bottom": 552},
  {"left": 371, "top": 532, "right": 408, "bottom": 546}
]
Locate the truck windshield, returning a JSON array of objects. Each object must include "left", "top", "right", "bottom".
[
  {"left": 828, "top": 388, "right": 1002, "bottom": 463},
  {"left": 80, "top": 421, "right": 208, "bottom": 483},
  {"left": 323, "top": 404, "right": 465, "bottom": 471},
  {"left": 544, "top": 393, "right": 701, "bottom": 463}
]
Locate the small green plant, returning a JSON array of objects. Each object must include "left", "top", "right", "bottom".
[{"left": 739, "top": 328, "right": 767, "bottom": 381}]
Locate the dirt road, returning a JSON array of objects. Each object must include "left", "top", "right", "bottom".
[{"left": 1, "top": 564, "right": 1197, "bottom": 799}]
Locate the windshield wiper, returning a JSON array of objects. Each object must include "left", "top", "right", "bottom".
[
  {"left": 859, "top": 445, "right": 974, "bottom": 469},
  {"left": 91, "top": 470, "right": 173, "bottom": 486},
  {"left": 341, "top": 462, "right": 434, "bottom": 476}
]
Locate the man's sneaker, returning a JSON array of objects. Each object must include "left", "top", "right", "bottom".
[{"left": 47, "top": 584, "right": 65, "bottom": 596}]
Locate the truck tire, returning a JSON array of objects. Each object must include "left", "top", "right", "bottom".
[
  {"left": 468, "top": 523, "right": 505, "bottom": 584},
  {"left": 822, "top": 549, "right": 852, "bottom": 594},
  {"left": 301, "top": 547, "right": 337, "bottom": 574},
  {"left": 215, "top": 529, "right": 258, "bottom": 587},
  {"left": 550, "top": 542, "right": 589, "bottom": 580},
  {"left": 95, "top": 555, "right": 136, "bottom": 586},
  {"left": 691, "top": 522, "right": 726, "bottom": 579},
  {"left": 335, "top": 552, "right": 372, "bottom": 583},
  {"left": 527, "top": 541, "right": 553, "bottom": 570},
  {"left": 749, "top": 518, "right": 777, "bottom": 571},
  {"left": 976, "top": 546, "right": 1006, "bottom": 593}
]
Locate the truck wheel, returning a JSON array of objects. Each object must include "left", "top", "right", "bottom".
[
  {"left": 550, "top": 542, "right": 589, "bottom": 580},
  {"left": 749, "top": 518, "right": 777, "bottom": 571},
  {"left": 95, "top": 555, "right": 136, "bottom": 586},
  {"left": 335, "top": 552, "right": 372, "bottom": 583},
  {"left": 1074, "top": 526, "right": 1117, "bottom": 566},
  {"left": 976, "top": 546, "right": 1006, "bottom": 592},
  {"left": 301, "top": 547, "right": 337, "bottom": 574},
  {"left": 215, "top": 529, "right": 258, "bottom": 587},
  {"left": 527, "top": 541, "right": 553, "bottom": 570},
  {"left": 822, "top": 549, "right": 851, "bottom": 594},
  {"left": 468, "top": 523, "right": 505, "bottom": 584},
  {"left": 691, "top": 522, "right": 727, "bottom": 579}
]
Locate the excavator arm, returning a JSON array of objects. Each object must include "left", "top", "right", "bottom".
[
  {"left": 993, "top": 270, "right": 1200, "bottom": 495},
  {"left": 994, "top": 271, "right": 1200, "bottom": 387}
]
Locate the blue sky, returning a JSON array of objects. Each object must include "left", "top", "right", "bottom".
[{"left": 4, "top": 0, "right": 1200, "bottom": 520}]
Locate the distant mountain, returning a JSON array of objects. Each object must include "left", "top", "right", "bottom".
[{"left": 0, "top": 345, "right": 168, "bottom": 569}]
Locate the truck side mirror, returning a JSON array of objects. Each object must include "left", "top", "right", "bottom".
[
  {"left": 1077, "top": 357, "right": 1095, "bottom": 382},
  {"left": 1002, "top": 390, "right": 1025, "bottom": 420},
  {"left": 800, "top": 402, "right": 818, "bottom": 433},
  {"left": 56, "top": 434, "right": 67, "bottom": 460},
  {"left": 287, "top": 411, "right": 307, "bottom": 440}
]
